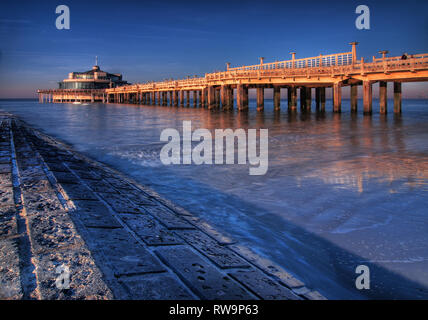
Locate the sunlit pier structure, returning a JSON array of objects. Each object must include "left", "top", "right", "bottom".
[{"left": 38, "top": 43, "right": 428, "bottom": 114}]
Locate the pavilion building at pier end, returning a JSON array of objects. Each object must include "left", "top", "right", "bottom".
[{"left": 38, "top": 62, "right": 129, "bottom": 103}]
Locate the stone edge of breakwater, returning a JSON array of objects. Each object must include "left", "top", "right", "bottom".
[{"left": 0, "top": 110, "right": 326, "bottom": 300}]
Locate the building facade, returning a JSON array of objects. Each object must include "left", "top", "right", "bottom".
[
  {"left": 38, "top": 63, "right": 129, "bottom": 103},
  {"left": 58, "top": 64, "right": 128, "bottom": 89}
]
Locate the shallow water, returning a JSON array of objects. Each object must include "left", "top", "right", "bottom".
[{"left": 1, "top": 98, "right": 427, "bottom": 299}]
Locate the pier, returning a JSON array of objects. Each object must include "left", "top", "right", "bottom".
[{"left": 38, "top": 43, "right": 428, "bottom": 114}]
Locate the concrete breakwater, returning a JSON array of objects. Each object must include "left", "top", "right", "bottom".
[{"left": 0, "top": 112, "right": 324, "bottom": 300}]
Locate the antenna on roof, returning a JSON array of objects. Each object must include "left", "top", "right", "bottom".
[{"left": 95, "top": 56, "right": 98, "bottom": 66}]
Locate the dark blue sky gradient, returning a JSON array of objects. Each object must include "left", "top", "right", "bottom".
[{"left": 0, "top": 0, "right": 427, "bottom": 98}]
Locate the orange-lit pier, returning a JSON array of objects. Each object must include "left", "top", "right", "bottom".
[{"left": 38, "top": 43, "right": 428, "bottom": 114}]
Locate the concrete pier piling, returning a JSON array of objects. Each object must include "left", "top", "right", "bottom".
[
  {"left": 169, "top": 91, "right": 173, "bottom": 107},
  {"left": 215, "top": 88, "right": 221, "bottom": 109},
  {"left": 288, "top": 86, "right": 297, "bottom": 113},
  {"left": 351, "top": 84, "right": 358, "bottom": 113},
  {"left": 300, "top": 87, "right": 306, "bottom": 111},
  {"left": 236, "top": 84, "right": 249, "bottom": 111},
  {"left": 193, "top": 90, "right": 198, "bottom": 107},
  {"left": 152, "top": 91, "right": 156, "bottom": 105},
  {"left": 201, "top": 88, "right": 207, "bottom": 108},
  {"left": 220, "top": 86, "right": 227, "bottom": 110},
  {"left": 394, "top": 82, "right": 402, "bottom": 114},
  {"left": 228, "top": 86, "right": 234, "bottom": 110},
  {"left": 207, "top": 86, "right": 216, "bottom": 109},
  {"left": 379, "top": 81, "right": 387, "bottom": 114},
  {"left": 333, "top": 83, "right": 341, "bottom": 113},
  {"left": 173, "top": 90, "right": 178, "bottom": 107},
  {"left": 305, "top": 87, "right": 312, "bottom": 111},
  {"left": 256, "top": 86, "right": 264, "bottom": 111},
  {"left": 198, "top": 90, "right": 203, "bottom": 108},
  {"left": 273, "top": 86, "right": 281, "bottom": 111},
  {"left": 363, "top": 81, "right": 373, "bottom": 115},
  {"left": 179, "top": 90, "right": 183, "bottom": 107}
]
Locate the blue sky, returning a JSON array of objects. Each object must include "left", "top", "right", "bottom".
[{"left": 0, "top": 0, "right": 427, "bottom": 98}]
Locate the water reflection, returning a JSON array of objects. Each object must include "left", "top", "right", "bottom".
[{"left": 1, "top": 98, "right": 427, "bottom": 299}]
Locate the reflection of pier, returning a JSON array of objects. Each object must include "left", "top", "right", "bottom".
[
  {"left": 305, "top": 154, "right": 428, "bottom": 193},
  {"left": 38, "top": 43, "right": 428, "bottom": 114}
]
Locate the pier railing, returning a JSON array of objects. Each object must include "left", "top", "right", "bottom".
[
  {"left": 100, "top": 52, "right": 428, "bottom": 93},
  {"left": 227, "top": 52, "right": 353, "bottom": 71}
]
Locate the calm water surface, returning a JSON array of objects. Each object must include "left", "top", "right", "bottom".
[{"left": 1, "top": 98, "right": 427, "bottom": 299}]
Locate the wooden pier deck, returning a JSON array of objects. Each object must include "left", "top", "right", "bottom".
[{"left": 38, "top": 43, "right": 428, "bottom": 114}]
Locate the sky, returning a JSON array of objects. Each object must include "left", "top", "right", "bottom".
[{"left": 0, "top": 0, "right": 427, "bottom": 98}]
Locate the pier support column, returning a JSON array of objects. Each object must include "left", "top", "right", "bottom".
[
  {"left": 152, "top": 91, "right": 156, "bottom": 105},
  {"left": 169, "top": 91, "right": 174, "bottom": 106},
  {"left": 179, "top": 91, "right": 184, "bottom": 107},
  {"left": 237, "top": 84, "right": 249, "bottom": 111},
  {"left": 215, "top": 88, "right": 221, "bottom": 109},
  {"left": 193, "top": 91, "right": 198, "bottom": 107},
  {"left": 305, "top": 87, "right": 312, "bottom": 111},
  {"left": 351, "top": 84, "right": 358, "bottom": 113},
  {"left": 256, "top": 86, "right": 264, "bottom": 111},
  {"left": 198, "top": 90, "right": 202, "bottom": 108},
  {"left": 321, "top": 87, "right": 326, "bottom": 112},
  {"left": 379, "top": 81, "right": 387, "bottom": 114},
  {"left": 288, "top": 87, "right": 297, "bottom": 112},
  {"left": 273, "top": 86, "right": 280, "bottom": 111},
  {"left": 333, "top": 83, "right": 342, "bottom": 113},
  {"left": 228, "top": 86, "right": 234, "bottom": 110},
  {"left": 161, "top": 92, "right": 166, "bottom": 106},
  {"left": 173, "top": 91, "right": 178, "bottom": 107},
  {"left": 221, "top": 86, "right": 228, "bottom": 109},
  {"left": 157, "top": 92, "right": 161, "bottom": 106},
  {"left": 201, "top": 88, "right": 207, "bottom": 108},
  {"left": 394, "top": 82, "right": 402, "bottom": 114},
  {"left": 186, "top": 91, "right": 190, "bottom": 107},
  {"left": 363, "top": 81, "right": 373, "bottom": 115},
  {"left": 207, "top": 86, "right": 216, "bottom": 109},
  {"left": 287, "top": 87, "right": 294, "bottom": 112},
  {"left": 315, "top": 88, "right": 320, "bottom": 110},
  {"left": 300, "top": 87, "right": 307, "bottom": 111}
]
